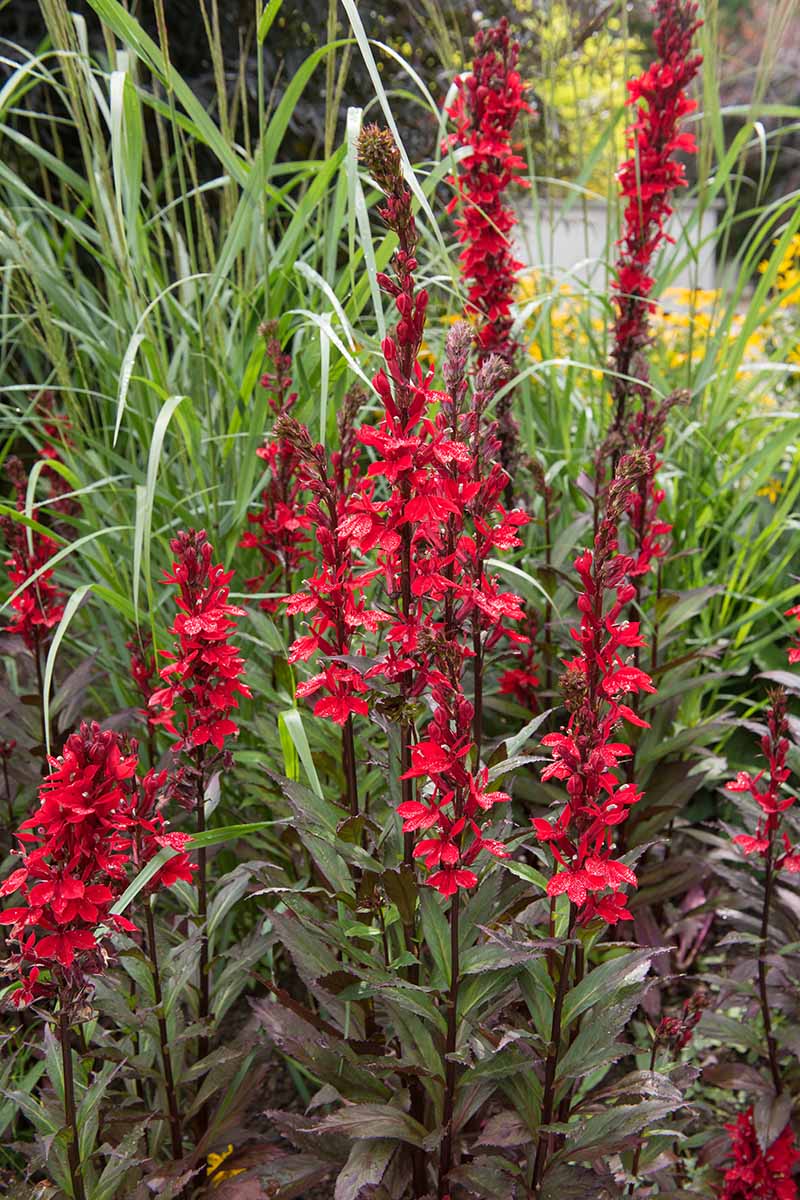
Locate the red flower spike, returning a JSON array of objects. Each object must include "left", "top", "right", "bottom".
[
  {"left": 533, "top": 454, "right": 655, "bottom": 926},
  {"left": 0, "top": 723, "right": 192, "bottom": 1006},
  {"left": 445, "top": 19, "right": 530, "bottom": 479},
  {"left": 149, "top": 529, "right": 250, "bottom": 758},
  {"left": 607, "top": 0, "right": 702, "bottom": 437},
  {"left": 729, "top": 689, "right": 799, "bottom": 874},
  {"left": 240, "top": 322, "right": 313, "bottom": 612}
]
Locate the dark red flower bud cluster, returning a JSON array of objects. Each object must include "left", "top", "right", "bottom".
[
  {"left": 445, "top": 18, "right": 530, "bottom": 364},
  {"left": 533, "top": 453, "right": 657, "bottom": 925},
  {"left": 0, "top": 456, "right": 65, "bottom": 653},
  {"left": 240, "top": 322, "right": 312, "bottom": 613},
  {"left": 655, "top": 989, "right": 709, "bottom": 1054},
  {"left": 610, "top": 0, "right": 702, "bottom": 431},
  {"left": 149, "top": 530, "right": 250, "bottom": 753},
  {"left": 727, "top": 689, "right": 800, "bottom": 871},
  {"left": 0, "top": 722, "right": 192, "bottom": 1005},
  {"left": 720, "top": 1106, "right": 799, "bottom": 1200}
]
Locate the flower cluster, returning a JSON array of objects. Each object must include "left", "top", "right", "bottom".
[
  {"left": 445, "top": 19, "right": 530, "bottom": 484},
  {"left": 0, "top": 722, "right": 192, "bottom": 1005},
  {"left": 609, "top": 0, "right": 702, "bottom": 434},
  {"left": 240, "top": 322, "right": 311, "bottom": 615},
  {"left": 446, "top": 18, "right": 529, "bottom": 364},
  {"left": 0, "top": 456, "right": 65, "bottom": 653},
  {"left": 400, "top": 637, "right": 512, "bottom": 896},
  {"left": 278, "top": 406, "right": 378, "bottom": 730},
  {"left": 720, "top": 1107, "right": 799, "bottom": 1200},
  {"left": 355, "top": 130, "right": 529, "bottom": 893},
  {"left": 533, "top": 453, "right": 656, "bottom": 924},
  {"left": 727, "top": 689, "right": 800, "bottom": 871},
  {"left": 271, "top": 126, "right": 529, "bottom": 895},
  {"left": 150, "top": 530, "right": 250, "bottom": 754}
]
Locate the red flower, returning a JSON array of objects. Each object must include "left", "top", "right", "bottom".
[
  {"left": 720, "top": 1107, "right": 799, "bottom": 1200},
  {"left": 445, "top": 19, "right": 529, "bottom": 364},
  {"left": 150, "top": 529, "right": 250, "bottom": 755},
  {"left": 127, "top": 631, "right": 176, "bottom": 736}
]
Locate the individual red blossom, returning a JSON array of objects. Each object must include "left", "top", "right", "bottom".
[
  {"left": 0, "top": 456, "right": 65, "bottom": 653},
  {"left": 239, "top": 322, "right": 312, "bottom": 616},
  {"left": 0, "top": 723, "right": 190, "bottom": 1006},
  {"left": 719, "top": 1107, "right": 799, "bottom": 1200},
  {"left": 149, "top": 530, "right": 250, "bottom": 754},
  {"left": 533, "top": 453, "right": 654, "bottom": 925},
  {"left": 608, "top": 0, "right": 702, "bottom": 437},
  {"left": 445, "top": 19, "right": 530, "bottom": 483}
]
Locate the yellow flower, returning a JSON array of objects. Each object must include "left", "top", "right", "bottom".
[
  {"left": 757, "top": 477, "right": 782, "bottom": 503},
  {"left": 207, "top": 1145, "right": 245, "bottom": 1188}
]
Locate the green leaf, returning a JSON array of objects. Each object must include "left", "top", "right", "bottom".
[
  {"left": 280, "top": 707, "right": 324, "bottom": 798},
  {"left": 257, "top": 0, "right": 283, "bottom": 42},
  {"left": 562, "top": 950, "right": 655, "bottom": 1028},
  {"left": 306, "top": 1103, "right": 437, "bottom": 1150}
]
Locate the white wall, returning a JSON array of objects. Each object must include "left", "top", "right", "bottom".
[{"left": 514, "top": 199, "right": 719, "bottom": 293}]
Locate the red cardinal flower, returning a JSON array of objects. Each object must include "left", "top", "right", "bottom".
[
  {"left": 0, "top": 723, "right": 190, "bottom": 1006},
  {"left": 608, "top": 0, "right": 702, "bottom": 437},
  {"left": 720, "top": 1106, "right": 799, "bottom": 1200},
  {"left": 445, "top": 18, "right": 530, "bottom": 481},
  {"left": 533, "top": 453, "right": 655, "bottom": 925},
  {"left": 150, "top": 529, "right": 250, "bottom": 755},
  {"left": 445, "top": 18, "right": 529, "bottom": 365},
  {"left": 728, "top": 689, "right": 799, "bottom": 874}
]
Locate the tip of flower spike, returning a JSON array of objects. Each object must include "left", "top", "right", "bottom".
[{"left": 357, "top": 124, "right": 402, "bottom": 191}]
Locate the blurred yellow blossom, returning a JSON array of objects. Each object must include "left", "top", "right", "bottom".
[
  {"left": 757, "top": 477, "right": 782, "bottom": 503},
  {"left": 207, "top": 1145, "right": 245, "bottom": 1188}
]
